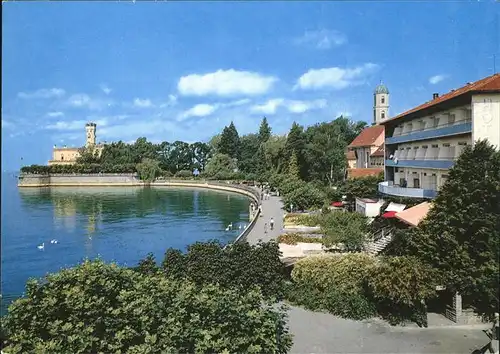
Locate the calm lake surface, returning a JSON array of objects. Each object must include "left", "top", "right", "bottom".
[{"left": 0, "top": 174, "right": 250, "bottom": 314}]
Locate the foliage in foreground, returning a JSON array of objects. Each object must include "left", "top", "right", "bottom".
[
  {"left": 3, "top": 259, "right": 293, "bottom": 354},
  {"left": 160, "top": 240, "right": 288, "bottom": 301}
]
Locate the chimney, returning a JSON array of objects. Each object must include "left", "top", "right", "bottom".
[{"left": 433, "top": 93, "right": 439, "bottom": 100}]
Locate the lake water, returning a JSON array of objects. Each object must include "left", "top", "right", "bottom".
[{"left": 0, "top": 174, "right": 250, "bottom": 314}]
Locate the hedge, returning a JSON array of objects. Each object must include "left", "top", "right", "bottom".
[
  {"left": 2, "top": 259, "right": 293, "bottom": 353},
  {"left": 20, "top": 163, "right": 137, "bottom": 174}
]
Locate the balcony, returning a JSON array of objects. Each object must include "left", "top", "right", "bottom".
[
  {"left": 386, "top": 121, "right": 471, "bottom": 145},
  {"left": 385, "top": 159, "right": 455, "bottom": 169},
  {"left": 378, "top": 181, "right": 437, "bottom": 199}
]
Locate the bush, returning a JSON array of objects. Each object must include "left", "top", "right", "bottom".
[
  {"left": 20, "top": 163, "right": 138, "bottom": 174},
  {"left": 3, "top": 259, "right": 293, "bottom": 353},
  {"left": 174, "top": 169, "right": 193, "bottom": 178},
  {"left": 277, "top": 233, "right": 322, "bottom": 245},
  {"left": 161, "top": 241, "right": 287, "bottom": 300},
  {"left": 288, "top": 254, "right": 377, "bottom": 320},
  {"left": 319, "top": 211, "right": 369, "bottom": 251},
  {"left": 366, "top": 256, "right": 439, "bottom": 326}
]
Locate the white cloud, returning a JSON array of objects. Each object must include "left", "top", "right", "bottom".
[
  {"left": 18, "top": 88, "right": 66, "bottom": 99},
  {"left": 47, "top": 111, "right": 64, "bottom": 118},
  {"left": 286, "top": 99, "right": 327, "bottom": 113},
  {"left": 100, "top": 84, "right": 112, "bottom": 95},
  {"left": 179, "top": 104, "right": 219, "bottom": 121},
  {"left": 67, "top": 94, "right": 113, "bottom": 110},
  {"left": 295, "top": 63, "right": 379, "bottom": 91},
  {"left": 133, "top": 98, "right": 154, "bottom": 108},
  {"left": 46, "top": 119, "right": 108, "bottom": 131},
  {"left": 294, "top": 29, "right": 347, "bottom": 50},
  {"left": 159, "top": 94, "right": 178, "bottom": 108},
  {"left": 251, "top": 99, "right": 285, "bottom": 115},
  {"left": 429, "top": 74, "right": 447, "bottom": 85},
  {"left": 225, "top": 98, "right": 251, "bottom": 107},
  {"left": 250, "top": 98, "right": 327, "bottom": 115},
  {"left": 99, "top": 120, "right": 176, "bottom": 140},
  {"left": 178, "top": 69, "right": 277, "bottom": 97}
]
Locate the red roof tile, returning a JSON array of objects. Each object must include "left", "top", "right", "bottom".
[
  {"left": 383, "top": 73, "right": 500, "bottom": 124},
  {"left": 347, "top": 168, "right": 384, "bottom": 179},
  {"left": 345, "top": 150, "right": 356, "bottom": 160},
  {"left": 348, "top": 125, "right": 385, "bottom": 147},
  {"left": 371, "top": 146, "right": 385, "bottom": 157}
]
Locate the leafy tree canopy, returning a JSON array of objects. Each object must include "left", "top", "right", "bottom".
[{"left": 2, "top": 259, "right": 292, "bottom": 354}]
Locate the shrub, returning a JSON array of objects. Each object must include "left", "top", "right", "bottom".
[
  {"left": 319, "top": 211, "right": 369, "bottom": 251},
  {"left": 175, "top": 169, "right": 193, "bottom": 178},
  {"left": 277, "top": 233, "right": 322, "bottom": 245},
  {"left": 366, "top": 256, "right": 439, "bottom": 326},
  {"left": 161, "top": 241, "right": 287, "bottom": 300},
  {"left": 288, "top": 254, "right": 377, "bottom": 320},
  {"left": 2, "top": 259, "right": 292, "bottom": 353}
]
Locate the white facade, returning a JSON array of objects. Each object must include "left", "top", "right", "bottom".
[
  {"left": 374, "top": 88, "right": 390, "bottom": 124},
  {"left": 472, "top": 94, "right": 500, "bottom": 149},
  {"left": 355, "top": 198, "right": 384, "bottom": 218}
]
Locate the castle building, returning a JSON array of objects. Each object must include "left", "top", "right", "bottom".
[
  {"left": 379, "top": 73, "right": 500, "bottom": 199},
  {"left": 345, "top": 83, "right": 389, "bottom": 178},
  {"left": 48, "top": 122, "right": 104, "bottom": 166}
]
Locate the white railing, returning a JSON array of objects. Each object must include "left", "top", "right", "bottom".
[{"left": 378, "top": 181, "right": 437, "bottom": 198}]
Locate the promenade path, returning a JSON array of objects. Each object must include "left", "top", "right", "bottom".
[{"left": 243, "top": 194, "right": 488, "bottom": 353}]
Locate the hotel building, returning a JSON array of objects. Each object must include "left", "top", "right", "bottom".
[{"left": 379, "top": 73, "right": 500, "bottom": 199}]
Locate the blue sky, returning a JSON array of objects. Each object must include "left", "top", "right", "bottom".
[{"left": 2, "top": 1, "right": 499, "bottom": 171}]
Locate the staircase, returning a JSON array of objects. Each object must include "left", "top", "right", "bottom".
[{"left": 364, "top": 227, "right": 393, "bottom": 255}]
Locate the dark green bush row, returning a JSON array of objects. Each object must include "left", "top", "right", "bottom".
[
  {"left": 20, "top": 163, "right": 137, "bottom": 174},
  {"left": 136, "top": 241, "right": 287, "bottom": 301}
]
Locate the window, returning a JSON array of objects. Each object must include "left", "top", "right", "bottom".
[
  {"left": 413, "top": 146, "right": 419, "bottom": 149},
  {"left": 422, "top": 145, "right": 428, "bottom": 149},
  {"left": 381, "top": 111, "right": 385, "bottom": 119},
  {"left": 61, "top": 154, "right": 64, "bottom": 161},
  {"left": 442, "top": 143, "right": 451, "bottom": 147},
  {"left": 431, "top": 144, "right": 439, "bottom": 148},
  {"left": 413, "top": 178, "right": 420, "bottom": 189},
  {"left": 458, "top": 141, "right": 468, "bottom": 146},
  {"left": 381, "top": 97, "right": 385, "bottom": 104}
]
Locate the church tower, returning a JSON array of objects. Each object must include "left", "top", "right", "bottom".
[
  {"left": 85, "top": 122, "right": 96, "bottom": 148},
  {"left": 373, "top": 82, "right": 390, "bottom": 125}
]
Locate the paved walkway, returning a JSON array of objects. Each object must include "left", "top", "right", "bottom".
[
  {"left": 243, "top": 195, "right": 488, "bottom": 353},
  {"left": 245, "top": 195, "right": 284, "bottom": 245}
]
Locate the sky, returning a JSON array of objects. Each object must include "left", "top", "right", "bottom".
[{"left": 2, "top": 1, "right": 499, "bottom": 171}]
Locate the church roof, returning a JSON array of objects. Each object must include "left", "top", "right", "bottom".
[{"left": 375, "top": 83, "right": 389, "bottom": 94}]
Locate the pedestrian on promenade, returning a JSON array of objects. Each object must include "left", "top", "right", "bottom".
[
  {"left": 270, "top": 217, "right": 274, "bottom": 230},
  {"left": 264, "top": 223, "right": 268, "bottom": 234}
]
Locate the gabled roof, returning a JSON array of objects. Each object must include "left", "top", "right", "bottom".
[
  {"left": 348, "top": 125, "right": 384, "bottom": 148},
  {"left": 347, "top": 168, "right": 383, "bottom": 179},
  {"left": 345, "top": 150, "right": 356, "bottom": 160},
  {"left": 371, "top": 146, "right": 385, "bottom": 157},
  {"left": 395, "top": 202, "right": 431, "bottom": 227},
  {"left": 382, "top": 73, "right": 500, "bottom": 124}
]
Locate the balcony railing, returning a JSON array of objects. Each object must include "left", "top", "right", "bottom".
[
  {"left": 378, "top": 181, "right": 437, "bottom": 199},
  {"left": 386, "top": 121, "right": 471, "bottom": 145},
  {"left": 386, "top": 158, "right": 455, "bottom": 169}
]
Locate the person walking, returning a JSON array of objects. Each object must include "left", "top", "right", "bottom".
[
  {"left": 270, "top": 217, "right": 274, "bottom": 231},
  {"left": 264, "top": 223, "right": 268, "bottom": 234}
]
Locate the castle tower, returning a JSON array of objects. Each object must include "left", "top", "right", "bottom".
[
  {"left": 85, "top": 122, "right": 96, "bottom": 148},
  {"left": 373, "top": 82, "right": 390, "bottom": 125}
]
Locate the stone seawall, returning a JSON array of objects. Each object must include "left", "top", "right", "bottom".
[{"left": 18, "top": 173, "right": 141, "bottom": 187}]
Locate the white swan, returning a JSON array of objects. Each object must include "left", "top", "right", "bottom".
[
  {"left": 225, "top": 226, "right": 230, "bottom": 231},
  {"left": 239, "top": 225, "right": 242, "bottom": 230},
  {"left": 37, "top": 243, "right": 45, "bottom": 250},
  {"left": 50, "top": 239, "right": 58, "bottom": 244},
  {"left": 228, "top": 223, "right": 233, "bottom": 230}
]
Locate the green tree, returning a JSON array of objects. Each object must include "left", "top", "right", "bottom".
[
  {"left": 238, "top": 134, "right": 260, "bottom": 174},
  {"left": 218, "top": 121, "right": 240, "bottom": 159},
  {"left": 136, "top": 158, "right": 161, "bottom": 183},
  {"left": 287, "top": 152, "right": 300, "bottom": 180},
  {"left": 284, "top": 122, "right": 307, "bottom": 179},
  {"left": 402, "top": 140, "right": 500, "bottom": 320},
  {"left": 76, "top": 146, "right": 101, "bottom": 164},
  {"left": 258, "top": 116, "right": 272, "bottom": 144},
  {"left": 2, "top": 260, "right": 292, "bottom": 353},
  {"left": 320, "top": 211, "right": 369, "bottom": 251},
  {"left": 204, "top": 153, "right": 237, "bottom": 179},
  {"left": 341, "top": 174, "right": 384, "bottom": 203},
  {"left": 190, "top": 142, "right": 211, "bottom": 171}
]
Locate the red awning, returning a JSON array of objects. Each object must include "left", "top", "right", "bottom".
[
  {"left": 331, "top": 201, "right": 344, "bottom": 207},
  {"left": 382, "top": 211, "right": 397, "bottom": 218}
]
